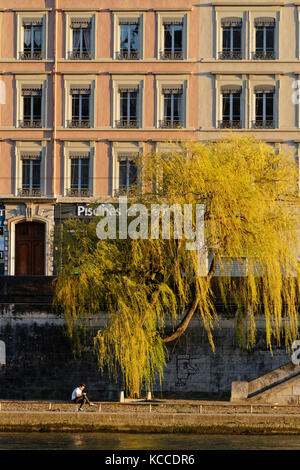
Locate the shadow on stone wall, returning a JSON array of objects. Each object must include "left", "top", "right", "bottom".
[{"left": 0, "top": 276, "right": 293, "bottom": 401}]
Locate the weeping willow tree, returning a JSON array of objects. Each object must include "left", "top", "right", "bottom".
[{"left": 54, "top": 136, "right": 300, "bottom": 397}]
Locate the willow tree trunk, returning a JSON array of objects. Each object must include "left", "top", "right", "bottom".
[
  {"left": 128, "top": 371, "right": 141, "bottom": 399},
  {"left": 161, "top": 254, "right": 218, "bottom": 344}
]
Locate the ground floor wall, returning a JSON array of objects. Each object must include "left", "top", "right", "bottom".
[{"left": 0, "top": 305, "right": 293, "bottom": 401}]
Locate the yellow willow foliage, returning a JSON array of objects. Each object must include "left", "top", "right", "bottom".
[{"left": 54, "top": 135, "right": 300, "bottom": 397}]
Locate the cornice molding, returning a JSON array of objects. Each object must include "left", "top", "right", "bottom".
[
  {"left": 210, "top": 71, "right": 284, "bottom": 75},
  {"left": 9, "top": 8, "right": 52, "bottom": 12},
  {"left": 212, "top": 1, "right": 285, "bottom": 6}
]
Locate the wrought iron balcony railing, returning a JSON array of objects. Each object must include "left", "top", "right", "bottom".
[
  {"left": 114, "top": 185, "right": 139, "bottom": 197},
  {"left": 161, "top": 50, "right": 184, "bottom": 60},
  {"left": 18, "top": 188, "right": 41, "bottom": 197},
  {"left": 69, "top": 51, "right": 92, "bottom": 60},
  {"left": 115, "top": 119, "right": 139, "bottom": 128},
  {"left": 219, "top": 50, "right": 242, "bottom": 60},
  {"left": 68, "top": 119, "right": 91, "bottom": 128},
  {"left": 67, "top": 188, "right": 91, "bottom": 197},
  {"left": 252, "top": 120, "right": 275, "bottom": 129},
  {"left": 253, "top": 50, "right": 275, "bottom": 60},
  {"left": 219, "top": 120, "right": 242, "bottom": 129},
  {"left": 19, "top": 119, "right": 42, "bottom": 128},
  {"left": 160, "top": 119, "right": 184, "bottom": 129},
  {"left": 117, "top": 50, "right": 140, "bottom": 60},
  {"left": 20, "top": 51, "right": 42, "bottom": 60},
  {"left": 114, "top": 188, "right": 128, "bottom": 197}
]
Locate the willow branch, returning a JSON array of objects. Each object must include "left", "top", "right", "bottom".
[
  {"left": 160, "top": 294, "right": 200, "bottom": 343},
  {"left": 160, "top": 251, "right": 218, "bottom": 343}
]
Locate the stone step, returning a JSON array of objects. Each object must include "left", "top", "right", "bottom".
[{"left": 231, "top": 362, "right": 300, "bottom": 404}]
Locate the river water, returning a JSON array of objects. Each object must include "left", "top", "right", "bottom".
[{"left": 0, "top": 432, "right": 300, "bottom": 450}]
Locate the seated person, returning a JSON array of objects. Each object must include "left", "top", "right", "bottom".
[{"left": 71, "top": 383, "right": 96, "bottom": 411}]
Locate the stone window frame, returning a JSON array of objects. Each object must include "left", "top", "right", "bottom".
[
  {"left": 293, "top": 76, "right": 300, "bottom": 129},
  {"left": 297, "top": 7, "right": 300, "bottom": 60},
  {"left": 113, "top": 12, "right": 144, "bottom": 61},
  {"left": 214, "top": 76, "right": 245, "bottom": 129},
  {"left": 63, "top": 75, "right": 96, "bottom": 129},
  {"left": 111, "top": 142, "right": 143, "bottom": 196},
  {"left": 14, "top": 141, "right": 47, "bottom": 197},
  {"left": 214, "top": 6, "right": 281, "bottom": 60},
  {"left": 297, "top": 143, "right": 300, "bottom": 195},
  {"left": 15, "top": 75, "right": 48, "bottom": 129},
  {"left": 111, "top": 75, "right": 144, "bottom": 129},
  {"left": 63, "top": 141, "right": 95, "bottom": 198},
  {"left": 155, "top": 75, "right": 188, "bottom": 129},
  {"left": 249, "top": 10, "right": 280, "bottom": 60},
  {"left": 16, "top": 12, "right": 48, "bottom": 60},
  {"left": 156, "top": 11, "right": 188, "bottom": 61},
  {"left": 214, "top": 8, "right": 247, "bottom": 60},
  {"left": 64, "top": 12, "right": 96, "bottom": 60},
  {"left": 0, "top": 14, "right": 3, "bottom": 59},
  {"left": 249, "top": 75, "right": 280, "bottom": 129}
]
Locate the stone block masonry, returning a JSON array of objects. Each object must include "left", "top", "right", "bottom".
[{"left": 0, "top": 305, "right": 292, "bottom": 401}]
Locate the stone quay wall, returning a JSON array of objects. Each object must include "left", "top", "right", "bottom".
[
  {"left": 0, "top": 276, "right": 293, "bottom": 401},
  {"left": 1, "top": 411, "right": 300, "bottom": 434}
]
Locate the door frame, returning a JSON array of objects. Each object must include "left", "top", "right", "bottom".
[{"left": 8, "top": 216, "right": 50, "bottom": 276}]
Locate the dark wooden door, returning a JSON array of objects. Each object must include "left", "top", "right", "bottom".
[{"left": 15, "top": 222, "right": 45, "bottom": 275}]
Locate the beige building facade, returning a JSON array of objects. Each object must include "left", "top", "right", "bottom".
[{"left": 0, "top": 0, "right": 299, "bottom": 275}]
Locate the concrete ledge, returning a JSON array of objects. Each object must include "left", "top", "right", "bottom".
[
  {"left": 230, "top": 381, "right": 249, "bottom": 402},
  {"left": 1, "top": 412, "right": 300, "bottom": 434}
]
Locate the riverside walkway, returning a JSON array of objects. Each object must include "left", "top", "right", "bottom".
[{"left": 0, "top": 400, "right": 300, "bottom": 433}]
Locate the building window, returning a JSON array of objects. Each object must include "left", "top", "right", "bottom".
[
  {"left": 220, "top": 17, "right": 242, "bottom": 60},
  {"left": 64, "top": 78, "right": 95, "bottom": 128},
  {"left": 69, "top": 87, "right": 91, "bottom": 128},
  {"left": 112, "top": 143, "right": 142, "bottom": 196},
  {"left": 68, "top": 154, "right": 91, "bottom": 197},
  {"left": 64, "top": 143, "right": 94, "bottom": 197},
  {"left": 161, "top": 19, "right": 183, "bottom": 60},
  {"left": 20, "top": 153, "right": 41, "bottom": 196},
  {"left": 155, "top": 78, "right": 187, "bottom": 129},
  {"left": 160, "top": 86, "right": 183, "bottom": 128},
  {"left": 116, "top": 86, "right": 139, "bottom": 128},
  {"left": 118, "top": 19, "right": 140, "bottom": 60},
  {"left": 253, "top": 17, "right": 275, "bottom": 60},
  {"left": 69, "top": 18, "right": 92, "bottom": 60},
  {"left": 112, "top": 78, "right": 143, "bottom": 128},
  {"left": 15, "top": 143, "right": 46, "bottom": 197},
  {"left": 213, "top": 257, "right": 248, "bottom": 277},
  {"left": 118, "top": 154, "right": 138, "bottom": 193},
  {"left": 157, "top": 13, "right": 187, "bottom": 60},
  {"left": 253, "top": 85, "right": 275, "bottom": 128},
  {"left": 114, "top": 14, "right": 143, "bottom": 60},
  {"left": 220, "top": 85, "right": 242, "bottom": 129},
  {"left": 20, "top": 86, "right": 42, "bottom": 128},
  {"left": 17, "top": 14, "right": 47, "bottom": 60},
  {"left": 65, "top": 14, "right": 95, "bottom": 60},
  {"left": 21, "top": 18, "right": 43, "bottom": 60}
]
